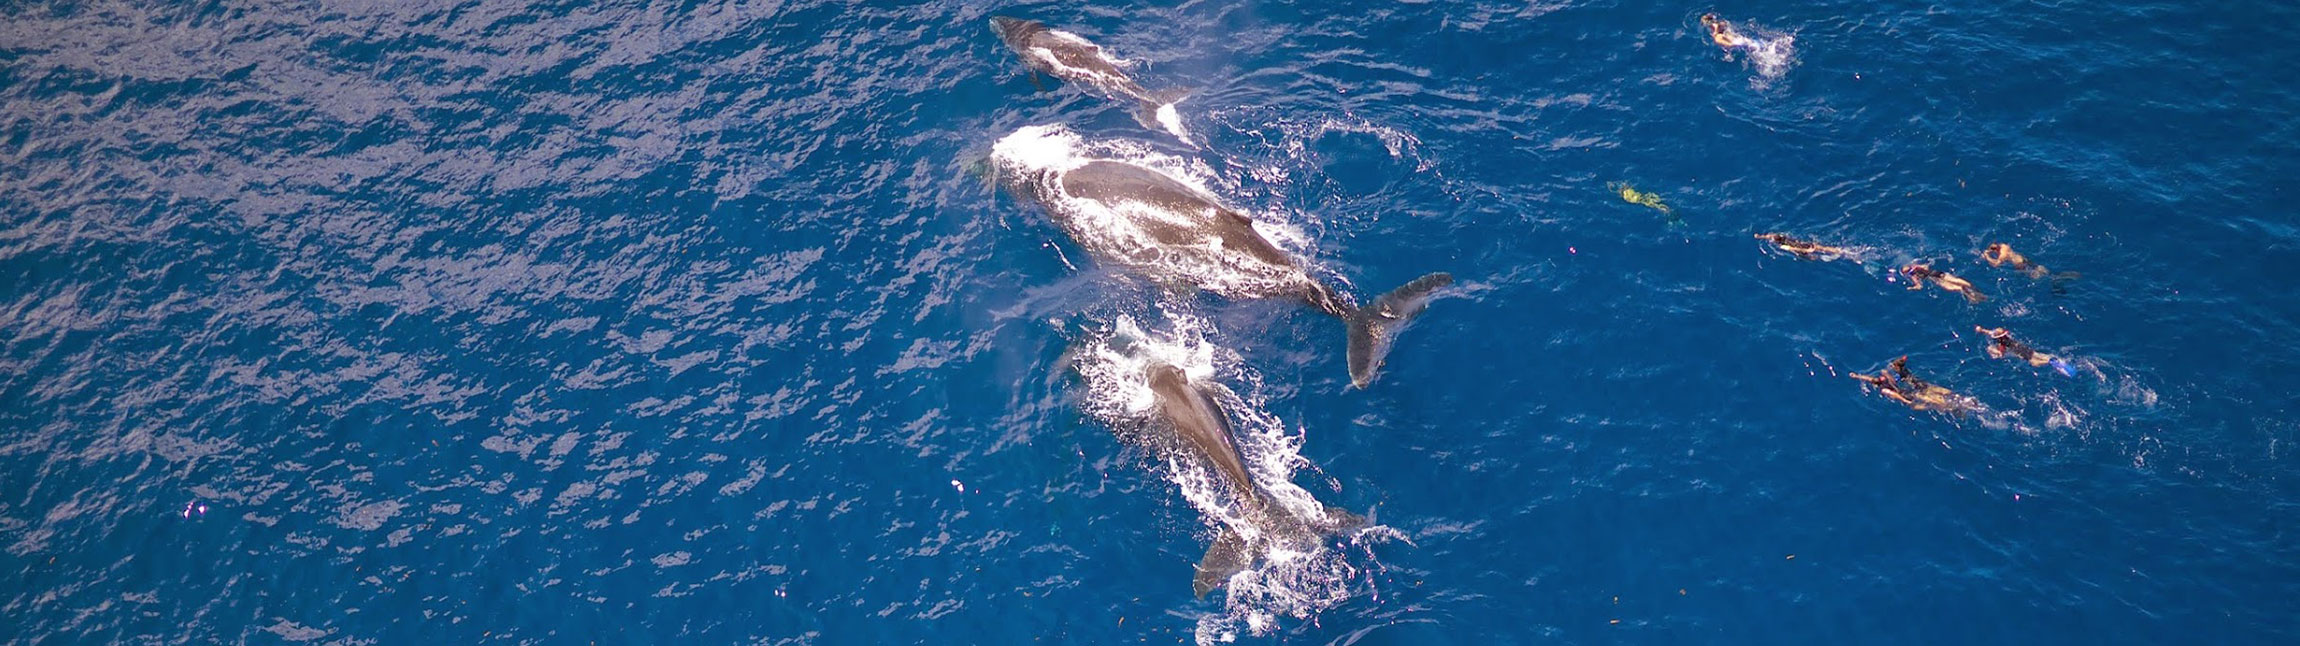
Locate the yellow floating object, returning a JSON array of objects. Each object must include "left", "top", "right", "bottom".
[{"left": 1609, "top": 181, "right": 1673, "bottom": 215}]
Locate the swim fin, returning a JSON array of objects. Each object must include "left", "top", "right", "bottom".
[
  {"left": 1192, "top": 527, "right": 1249, "bottom": 598},
  {"left": 2049, "top": 271, "right": 2081, "bottom": 296},
  {"left": 1345, "top": 273, "right": 1454, "bottom": 388}
]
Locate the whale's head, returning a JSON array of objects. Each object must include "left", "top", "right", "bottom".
[
  {"left": 986, "top": 124, "right": 1085, "bottom": 203},
  {"left": 987, "top": 16, "right": 1045, "bottom": 50},
  {"left": 1143, "top": 362, "right": 1189, "bottom": 392}
]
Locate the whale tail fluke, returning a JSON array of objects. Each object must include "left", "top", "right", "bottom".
[
  {"left": 1192, "top": 506, "right": 1375, "bottom": 598},
  {"left": 1345, "top": 272, "right": 1454, "bottom": 388},
  {"left": 1193, "top": 528, "right": 1249, "bottom": 598}
]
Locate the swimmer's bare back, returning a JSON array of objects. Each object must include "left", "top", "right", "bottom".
[{"left": 1701, "top": 14, "right": 1753, "bottom": 49}]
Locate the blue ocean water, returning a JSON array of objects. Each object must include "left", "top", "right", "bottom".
[{"left": 4, "top": 0, "right": 2299, "bottom": 643}]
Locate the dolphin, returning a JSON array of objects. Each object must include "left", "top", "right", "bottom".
[
  {"left": 1142, "top": 362, "right": 1365, "bottom": 597},
  {"left": 988, "top": 16, "right": 1191, "bottom": 142},
  {"left": 1009, "top": 155, "right": 1453, "bottom": 387}
]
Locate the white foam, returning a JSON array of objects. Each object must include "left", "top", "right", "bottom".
[
  {"left": 1746, "top": 33, "right": 1797, "bottom": 80},
  {"left": 1712, "top": 18, "right": 1797, "bottom": 83},
  {"left": 989, "top": 124, "right": 1089, "bottom": 177},
  {"left": 1156, "top": 102, "right": 1192, "bottom": 144}
]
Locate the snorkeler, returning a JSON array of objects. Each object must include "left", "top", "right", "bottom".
[
  {"left": 1983, "top": 242, "right": 2080, "bottom": 293},
  {"left": 1890, "top": 356, "right": 1983, "bottom": 413},
  {"left": 1853, "top": 356, "right": 1981, "bottom": 414},
  {"left": 1975, "top": 326, "right": 2077, "bottom": 376},
  {"left": 1700, "top": 13, "right": 1756, "bottom": 50},
  {"left": 1901, "top": 262, "right": 1987, "bottom": 303},
  {"left": 1754, "top": 233, "right": 1859, "bottom": 262},
  {"left": 1849, "top": 366, "right": 1915, "bottom": 407},
  {"left": 1981, "top": 243, "right": 2049, "bottom": 279},
  {"left": 1610, "top": 182, "right": 1683, "bottom": 227}
]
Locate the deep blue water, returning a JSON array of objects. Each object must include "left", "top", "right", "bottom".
[{"left": 5, "top": 0, "right": 2299, "bottom": 643}]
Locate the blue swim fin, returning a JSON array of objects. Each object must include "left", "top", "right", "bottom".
[{"left": 2050, "top": 358, "right": 2076, "bottom": 377}]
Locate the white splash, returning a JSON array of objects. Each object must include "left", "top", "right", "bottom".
[
  {"left": 1069, "top": 313, "right": 1387, "bottom": 643},
  {"left": 1155, "top": 101, "right": 1192, "bottom": 144},
  {"left": 989, "top": 124, "right": 1091, "bottom": 178},
  {"left": 1712, "top": 18, "right": 1797, "bottom": 83},
  {"left": 1746, "top": 32, "right": 1797, "bottom": 80}
]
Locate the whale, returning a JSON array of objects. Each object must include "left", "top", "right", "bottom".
[
  {"left": 1142, "top": 362, "right": 1364, "bottom": 597},
  {"left": 988, "top": 17, "right": 1191, "bottom": 142},
  {"left": 1001, "top": 149, "right": 1452, "bottom": 387}
]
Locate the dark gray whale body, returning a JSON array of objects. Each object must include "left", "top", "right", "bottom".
[
  {"left": 1143, "top": 362, "right": 1363, "bottom": 597},
  {"left": 989, "top": 17, "right": 1189, "bottom": 139},
  {"left": 1031, "top": 159, "right": 1453, "bottom": 388}
]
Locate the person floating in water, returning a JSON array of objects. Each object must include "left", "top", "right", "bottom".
[
  {"left": 1700, "top": 13, "right": 1756, "bottom": 51},
  {"left": 1851, "top": 356, "right": 1981, "bottom": 414},
  {"left": 1975, "top": 326, "right": 2077, "bottom": 376},
  {"left": 1981, "top": 243, "right": 2050, "bottom": 278},
  {"left": 1610, "top": 182, "right": 1682, "bottom": 227},
  {"left": 1754, "top": 233, "right": 1859, "bottom": 262},
  {"left": 1698, "top": 13, "right": 1797, "bottom": 82},
  {"left": 1847, "top": 366, "right": 1912, "bottom": 406},
  {"left": 1982, "top": 242, "right": 2080, "bottom": 292},
  {"left": 1901, "top": 262, "right": 1987, "bottom": 303}
]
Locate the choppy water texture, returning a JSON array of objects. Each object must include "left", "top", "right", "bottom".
[{"left": 5, "top": 1, "right": 2299, "bottom": 643}]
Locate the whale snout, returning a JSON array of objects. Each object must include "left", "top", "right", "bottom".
[{"left": 987, "top": 16, "right": 1039, "bottom": 44}]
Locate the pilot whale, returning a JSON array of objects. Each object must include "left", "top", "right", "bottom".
[
  {"left": 988, "top": 17, "right": 1191, "bottom": 142},
  {"left": 1141, "top": 362, "right": 1364, "bottom": 597},
  {"left": 997, "top": 138, "right": 1452, "bottom": 387}
]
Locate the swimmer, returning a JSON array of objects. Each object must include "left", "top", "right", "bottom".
[
  {"left": 1849, "top": 366, "right": 1915, "bottom": 407},
  {"left": 1853, "top": 356, "right": 1982, "bottom": 414},
  {"left": 1754, "top": 233, "right": 1859, "bottom": 262},
  {"left": 1976, "top": 326, "right": 2077, "bottom": 376},
  {"left": 1889, "top": 356, "right": 1983, "bottom": 414},
  {"left": 1901, "top": 262, "right": 1987, "bottom": 303},
  {"left": 1610, "top": 181, "right": 1682, "bottom": 227},
  {"left": 1700, "top": 13, "right": 1756, "bottom": 50},
  {"left": 1980, "top": 243, "right": 2050, "bottom": 279}
]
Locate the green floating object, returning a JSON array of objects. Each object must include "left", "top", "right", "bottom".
[{"left": 1609, "top": 181, "right": 1683, "bottom": 226}]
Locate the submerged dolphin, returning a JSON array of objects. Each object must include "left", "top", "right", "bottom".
[
  {"left": 1010, "top": 156, "right": 1453, "bottom": 387},
  {"left": 988, "top": 17, "right": 1191, "bottom": 142},
  {"left": 1142, "top": 362, "right": 1364, "bottom": 597}
]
